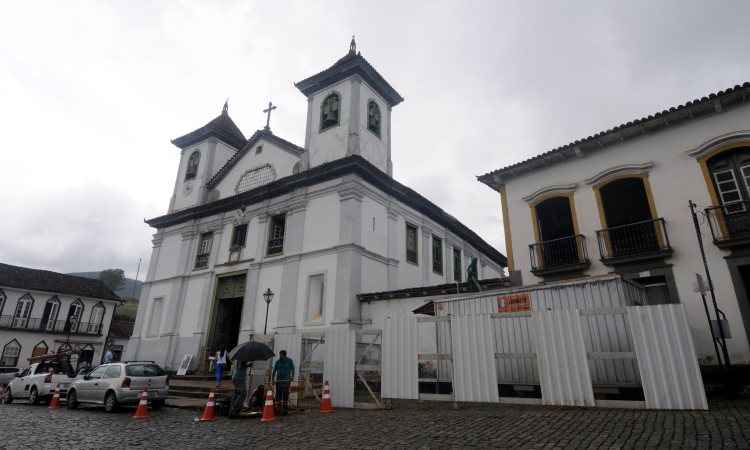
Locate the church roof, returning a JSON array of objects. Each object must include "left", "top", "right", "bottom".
[
  {"left": 171, "top": 104, "right": 247, "bottom": 150},
  {"left": 147, "top": 155, "right": 506, "bottom": 268},
  {"left": 478, "top": 81, "right": 750, "bottom": 190},
  {"left": 295, "top": 45, "right": 404, "bottom": 107},
  {"left": 206, "top": 128, "right": 305, "bottom": 189},
  {"left": 0, "top": 263, "right": 121, "bottom": 301}
]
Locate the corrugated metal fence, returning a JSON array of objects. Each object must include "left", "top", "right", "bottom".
[{"left": 378, "top": 302, "right": 706, "bottom": 410}]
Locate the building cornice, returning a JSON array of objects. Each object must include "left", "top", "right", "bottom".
[
  {"left": 146, "top": 155, "right": 506, "bottom": 267},
  {"left": 687, "top": 130, "right": 750, "bottom": 160},
  {"left": 584, "top": 162, "right": 654, "bottom": 186},
  {"left": 522, "top": 184, "right": 578, "bottom": 204}
]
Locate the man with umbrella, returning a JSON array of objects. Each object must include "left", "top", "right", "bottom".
[
  {"left": 228, "top": 340, "right": 275, "bottom": 418},
  {"left": 272, "top": 350, "right": 295, "bottom": 415}
]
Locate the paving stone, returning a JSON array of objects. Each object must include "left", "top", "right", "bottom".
[{"left": 1, "top": 400, "right": 750, "bottom": 449}]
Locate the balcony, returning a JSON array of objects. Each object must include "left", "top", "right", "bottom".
[
  {"left": 705, "top": 202, "right": 750, "bottom": 249},
  {"left": 529, "top": 234, "right": 590, "bottom": 277},
  {"left": 0, "top": 316, "right": 103, "bottom": 336},
  {"left": 596, "top": 218, "right": 672, "bottom": 265}
]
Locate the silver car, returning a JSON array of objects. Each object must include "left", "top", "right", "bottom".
[{"left": 66, "top": 362, "right": 169, "bottom": 412}]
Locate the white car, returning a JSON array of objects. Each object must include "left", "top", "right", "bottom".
[{"left": 6, "top": 361, "right": 75, "bottom": 405}]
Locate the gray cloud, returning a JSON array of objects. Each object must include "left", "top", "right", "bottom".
[{"left": 1, "top": 0, "right": 749, "bottom": 277}]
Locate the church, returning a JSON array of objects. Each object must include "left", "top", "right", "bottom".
[{"left": 125, "top": 39, "right": 506, "bottom": 369}]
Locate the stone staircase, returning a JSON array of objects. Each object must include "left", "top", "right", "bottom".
[{"left": 167, "top": 375, "right": 234, "bottom": 408}]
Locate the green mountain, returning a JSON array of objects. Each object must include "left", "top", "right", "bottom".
[{"left": 68, "top": 271, "right": 143, "bottom": 300}]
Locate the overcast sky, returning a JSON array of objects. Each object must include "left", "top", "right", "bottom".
[{"left": 1, "top": 1, "right": 749, "bottom": 279}]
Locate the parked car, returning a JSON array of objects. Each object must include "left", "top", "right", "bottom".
[
  {"left": 0, "top": 367, "right": 19, "bottom": 387},
  {"left": 6, "top": 359, "right": 76, "bottom": 405},
  {"left": 67, "top": 361, "right": 169, "bottom": 412}
]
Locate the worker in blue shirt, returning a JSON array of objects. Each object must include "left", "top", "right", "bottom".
[{"left": 272, "top": 350, "right": 295, "bottom": 415}]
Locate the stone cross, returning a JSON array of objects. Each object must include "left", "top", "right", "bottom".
[{"left": 263, "top": 101, "right": 277, "bottom": 130}]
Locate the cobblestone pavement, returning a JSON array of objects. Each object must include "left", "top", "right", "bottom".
[{"left": 1, "top": 400, "right": 750, "bottom": 449}]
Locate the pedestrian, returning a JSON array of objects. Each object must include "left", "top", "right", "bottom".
[
  {"left": 229, "top": 361, "right": 248, "bottom": 418},
  {"left": 249, "top": 385, "right": 265, "bottom": 410},
  {"left": 103, "top": 349, "right": 113, "bottom": 364},
  {"left": 272, "top": 350, "right": 295, "bottom": 415},
  {"left": 215, "top": 349, "right": 227, "bottom": 386}
]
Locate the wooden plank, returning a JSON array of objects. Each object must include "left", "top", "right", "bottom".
[
  {"left": 579, "top": 308, "right": 626, "bottom": 316},
  {"left": 492, "top": 312, "right": 533, "bottom": 319}
]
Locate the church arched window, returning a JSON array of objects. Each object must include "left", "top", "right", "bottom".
[
  {"left": 1, "top": 339, "right": 21, "bottom": 367},
  {"left": 320, "top": 93, "right": 340, "bottom": 131},
  {"left": 32, "top": 340, "right": 48, "bottom": 358},
  {"left": 185, "top": 150, "right": 200, "bottom": 180},
  {"left": 65, "top": 299, "right": 84, "bottom": 334},
  {"left": 12, "top": 294, "right": 34, "bottom": 328},
  {"left": 41, "top": 296, "right": 61, "bottom": 331},
  {"left": 88, "top": 302, "right": 106, "bottom": 335},
  {"left": 236, "top": 164, "right": 277, "bottom": 194},
  {"left": 367, "top": 100, "right": 381, "bottom": 137},
  {"left": 292, "top": 162, "right": 302, "bottom": 175}
]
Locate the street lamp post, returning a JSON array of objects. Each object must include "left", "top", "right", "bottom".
[{"left": 263, "top": 288, "right": 275, "bottom": 335}]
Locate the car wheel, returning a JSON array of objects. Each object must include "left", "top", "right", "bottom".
[
  {"left": 151, "top": 399, "right": 165, "bottom": 410},
  {"left": 67, "top": 390, "right": 79, "bottom": 410},
  {"left": 104, "top": 392, "right": 118, "bottom": 413},
  {"left": 29, "top": 387, "right": 39, "bottom": 405}
]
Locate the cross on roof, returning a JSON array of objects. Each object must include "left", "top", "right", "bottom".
[{"left": 263, "top": 101, "right": 277, "bottom": 130}]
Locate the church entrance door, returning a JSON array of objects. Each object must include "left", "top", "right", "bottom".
[{"left": 208, "top": 275, "right": 246, "bottom": 356}]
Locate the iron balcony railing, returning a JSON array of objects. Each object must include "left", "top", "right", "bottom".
[
  {"left": 529, "top": 234, "right": 590, "bottom": 274},
  {"left": 705, "top": 201, "right": 750, "bottom": 247},
  {"left": 596, "top": 218, "right": 671, "bottom": 262},
  {"left": 0, "top": 316, "right": 103, "bottom": 336}
]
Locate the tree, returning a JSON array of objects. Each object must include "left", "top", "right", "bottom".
[{"left": 99, "top": 269, "right": 125, "bottom": 292}]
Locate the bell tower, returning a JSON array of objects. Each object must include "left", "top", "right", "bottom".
[{"left": 295, "top": 38, "right": 403, "bottom": 176}]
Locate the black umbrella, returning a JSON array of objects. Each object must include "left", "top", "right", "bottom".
[{"left": 228, "top": 341, "right": 275, "bottom": 362}]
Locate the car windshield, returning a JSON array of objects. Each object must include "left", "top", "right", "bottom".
[{"left": 125, "top": 364, "right": 165, "bottom": 377}]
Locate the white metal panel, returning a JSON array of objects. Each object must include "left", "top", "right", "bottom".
[
  {"left": 274, "top": 332, "right": 302, "bottom": 368},
  {"left": 323, "top": 326, "right": 355, "bottom": 408},
  {"left": 382, "top": 316, "right": 419, "bottom": 399},
  {"left": 534, "top": 309, "right": 595, "bottom": 407},
  {"left": 627, "top": 305, "right": 708, "bottom": 410},
  {"left": 494, "top": 314, "right": 538, "bottom": 384},
  {"left": 451, "top": 315, "right": 499, "bottom": 402}
]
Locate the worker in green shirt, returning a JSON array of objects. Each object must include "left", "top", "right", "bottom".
[{"left": 272, "top": 350, "right": 295, "bottom": 415}]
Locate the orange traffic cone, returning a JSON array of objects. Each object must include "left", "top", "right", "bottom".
[
  {"left": 199, "top": 391, "right": 217, "bottom": 422},
  {"left": 48, "top": 385, "right": 61, "bottom": 410},
  {"left": 261, "top": 389, "right": 276, "bottom": 422},
  {"left": 320, "top": 381, "right": 334, "bottom": 413},
  {"left": 132, "top": 389, "right": 150, "bottom": 419}
]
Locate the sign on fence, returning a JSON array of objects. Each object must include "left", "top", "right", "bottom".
[{"left": 497, "top": 293, "right": 531, "bottom": 313}]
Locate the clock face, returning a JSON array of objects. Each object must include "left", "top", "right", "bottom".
[{"left": 183, "top": 182, "right": 193, "bottom": 195}]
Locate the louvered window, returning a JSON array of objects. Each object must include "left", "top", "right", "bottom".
[{"left": 195, "top": 232, "right": 213, "bottom": 269}]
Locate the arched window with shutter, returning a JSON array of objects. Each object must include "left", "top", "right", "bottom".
[
  {"left": 32, "top": 340, "right": 48, "bottom": 358},
  {"left": 12, "top": 294, "right": 34, "bottom": 328},
  {"left": 65, "top": 299, "right": 84, "bottom": 334},
  {"left": 320, "top": 93, "right": 340, "bottom": 131},
  {"left": 41, "top": 296, "right": 61, "bottom": 331},
  {"left": 88, "top": 302, "right": 106, "bottom": 335},
  {"left": 1, "top": 339, "right": 21, "bottom": 367},
  {"left": 185, "top": 150, "right": 201, "bottom": 180},
  {"left": 367, "top": 100, "right": 381, "bottom": 137}
]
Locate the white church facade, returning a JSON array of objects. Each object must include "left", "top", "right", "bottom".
[{"left": 126, "top": 41, "right": 506, "bottom": 370}]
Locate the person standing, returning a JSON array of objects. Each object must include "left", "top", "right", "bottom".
[
  {"left": 215, "top": 349, "right": 227, "bottom": 386},
  {"left": 272, "top": 350, "right": 295, "bottom": 415},
  {"left": 229, "top": 361, "right": 248, "bottom": 418},
  {"left": 103, "top": 349, "right": 113, "bottom": 364}
]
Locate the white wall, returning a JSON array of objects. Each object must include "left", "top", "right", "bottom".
[
  {"left": 303, "top": 194, "right": 340, "bottom": 253},
  {"left": 0, "top": 286, "right": 117, "bottom": 367},
  {"left": 307, "top": 79, "right": 353, "bottom": 168},
  {"left": 213, "top": 137, "right": 302, "bottom": 200},
  {"left": 358, "top": 82, "right": 390, "bottom": 173},
  {"left": 503, "top": 103, "right": 750, "bottom": 362}
]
